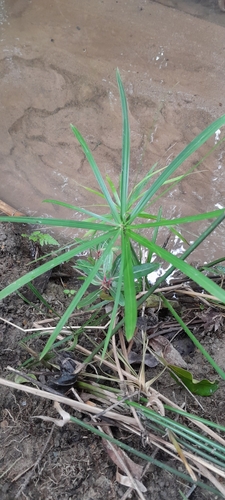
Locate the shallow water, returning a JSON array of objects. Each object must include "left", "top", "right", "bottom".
[{"left": 0, "top": 0, "right": 225, "bottom": 261}]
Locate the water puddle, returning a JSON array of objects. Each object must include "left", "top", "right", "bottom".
[{"left": 0, "top": 0, "right": 225, "bottom": 261}]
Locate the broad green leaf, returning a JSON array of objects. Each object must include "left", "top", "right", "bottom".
[
  {"left": 111, "top": 254, "right": 122, "bottom": 277},
  {"left": 70, "top": 124, "right": 120, "bottom": 224},
  {"left": 15, "top": 374, "right": 37, "bottom": 384},
  {"left": 168, "top": 365, "right": 219, "bottom": 396},
  {"left": 132, "top": 262, "right": 160, "bottom": 279},
  {"left": 122, "top": 232, "right": 137, "bottom": 340},
  {"left": 103, "top": 248, "right": 114, "bottom": 275},
  {"left": 77, "top": 290, "right": 100, "bottom": 308},
  {"left": 108, "top": 286, "right": 125, "bottom": 306}
]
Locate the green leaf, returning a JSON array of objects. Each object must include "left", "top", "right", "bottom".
[
  {"left": 40, "top": 230, "right": 120, "bottom": 359},
  {"left": 0, "top": 230, "right": 116, "bottom": 300},
  {"left": 70, "top": 124, "right": 120, "bottom": 224},
  {"left": 116, "top": 69, "right": 130, "bottom": 219},
  {"left": 103, "top": 248, "right": 114, "bottom": 275},
  {"left": 43, "top": 199, "right": 113, "bottom": 225},
  {"left": 77, "top": 290, "right": 100, "bottom": 308},
  {"left": 132, "top": 262, "right": 160, "bottom": 279},
  {"left": 128, "top": 115, "right": 225, "bottom": 223},
  {"left": 0, "top": 215, "right": 114, "bottom": 231},
  {"left": 106, "top": 175, "right": 121, "bottom": 206},
  {"left": 122, "top": 232, "right": 137, "bottom": 341},
  {"left": 15, "top": 374, "right": 37, "bottom": 384},
  {"left": 132, "top": 208, "right": 225, "bottom": 228},
  {"left": 128, "top": 229, "right": 225, "bottom": 304},
  {"left": 101, "top": 256, "right": 124, "bottom": 359},
  {"left": 22, "top": 231, "right": 60, "bottom": 247},
  {"left": 127, "top": 164, "right": 158, "bottom": 208},
  {"left": 108, "top": 286, "right": 125, "bottom": 306},
  {"left": 111, "top": 254, "right": 122, "bottom": 277},
  {"left": 168, "top": 365, "right": 219, "bottom": 396}
]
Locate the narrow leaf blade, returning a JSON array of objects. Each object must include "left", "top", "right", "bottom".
[{"left": 122, "top": 232, "right": 137, "bottom": 341}]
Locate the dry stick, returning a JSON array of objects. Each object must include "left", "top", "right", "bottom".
[
  {"left": 0, "top": 316, "right": 110, "bottom": 333},
  {"left": 136, "top": 285, "right": 223, "bottom": 304},
  {"left": 0, "top": 377, "right": 137, "bottom": 427},
  {"left": 0, "top": 200, "right": 24, "bottom": 217},
  {"left": 15, "top": 424, "right": 55, "bottom": 499}
]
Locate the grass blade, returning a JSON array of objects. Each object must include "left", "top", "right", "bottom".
[
  {"left": 160, "top": 294, "right": 225, "bottom": 380},
  {"left": 70, "top": 125, "right": 120, "bottom": 224},
  {"left": 106, "top": 175, "right": 121, "bottom": 206},
  {"left": 122, "top": 232, "right": 137, "bottom": 340},
  {"left": 101, "top": 252, "right": 124, "bottom": 358},
  {"left": 128, "top": 229, "right": 225, "bottom": 304},
  {"left": 0, "top": 230, "right": 116, "bottom": 300},
  {"left": 43, "top": 199, "right": 113, "bottom": 224},
  {"left": 40, "top": 230, "right": 120, "bottom": 358},
  {"left": 128, "top": 115, "right": 225, "bottom": 223},
  {"left": 116, "top": 69, "right": 130, "bottom": 219},
  {"left": 132, "top": 208, "right": 225, "bottom": 228},
  {"left": 0, "top": 215, "right": 114, "bottom": 231},
  {"left": 127, "top": 164, "right": 158, "bottom": 208}
]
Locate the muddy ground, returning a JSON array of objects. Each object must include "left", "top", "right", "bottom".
[
  {"left": 1, "top": 0, "right": 225, "bottom": 260},
  {"left": 0, "top": 222, "right": 225, "bottom": 500}
]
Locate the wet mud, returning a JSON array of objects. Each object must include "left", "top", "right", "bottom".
[{"left": 0, "top": 0, "right": 225, "bottom": 251}]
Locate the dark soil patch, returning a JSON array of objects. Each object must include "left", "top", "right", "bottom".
[{"left": 0, "top": 222, "right": 225, "bottom": 499}]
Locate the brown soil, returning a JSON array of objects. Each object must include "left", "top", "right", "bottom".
[{"left": 0, "top": 222, "right": 225, "bottom": 500}]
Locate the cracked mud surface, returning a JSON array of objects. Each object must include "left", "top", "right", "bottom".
[{"left": 0, "top": 0, "right": 225, "bottom": 254}]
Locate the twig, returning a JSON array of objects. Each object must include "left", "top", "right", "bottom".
[{"left": 0, "top": 315, "right": 110, "bottom": 333}]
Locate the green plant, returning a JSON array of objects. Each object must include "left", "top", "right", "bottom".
[
  {"left": 22, "top": 230, "right": 59, "bottom": 247},
  {"left": 0, "top": 69, "right": 225, "bottom": 366},
  {"left": 74, "top": 242, "right": 160, "bottom": 309},
  {"left": 63, "top": 289, "right": 76, "bottom": 298}
]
